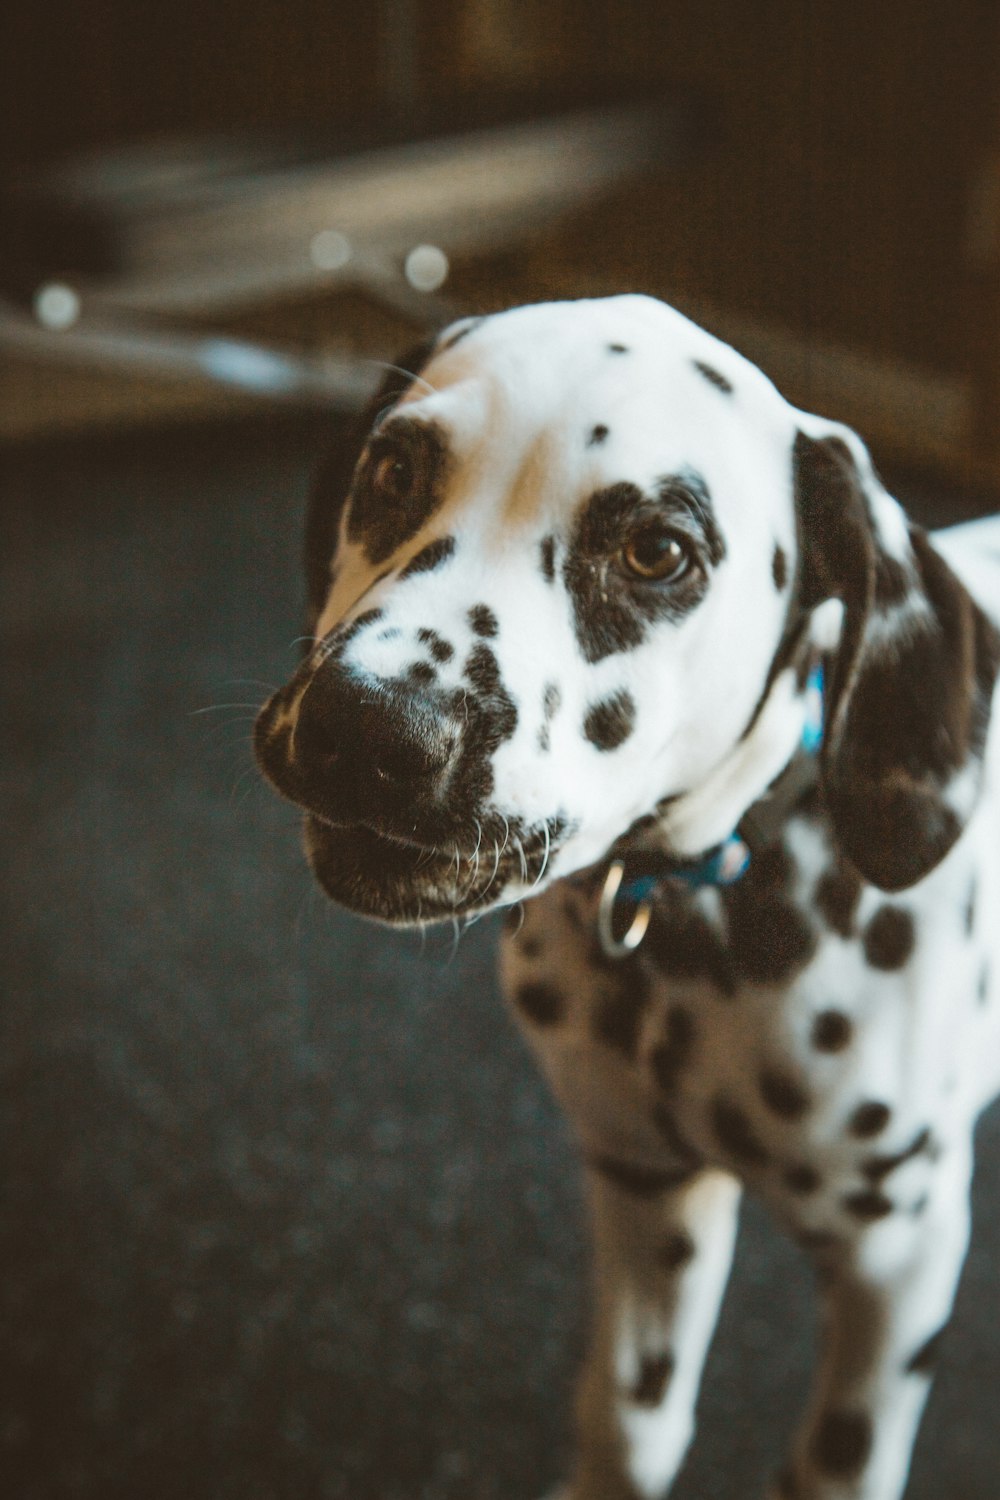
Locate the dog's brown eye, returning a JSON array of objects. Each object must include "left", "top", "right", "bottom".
[
  {"left": 371, "top": 449, "right": 415, "bottom": 503},
  {"left": 622, "top": 524, "right": 692, "bottom": 582}
]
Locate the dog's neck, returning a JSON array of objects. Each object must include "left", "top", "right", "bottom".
[
  {"left": 659, "top": 658, "right": 823, "bottom": 860},
  {"left": 609, "top": 655, "right": 825, "bottom": 885},
  {"left": 592, "top": 660, "right": 824, "bottom": 957}
]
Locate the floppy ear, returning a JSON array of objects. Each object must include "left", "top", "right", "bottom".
[
  {"left": 303, "top": 337, "right": 438, "bottom": 630},
  {"left": 793, "top": 429, "right": 1000, "bottom": 891}
]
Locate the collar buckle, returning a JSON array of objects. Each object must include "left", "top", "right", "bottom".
[
  {"left": 595, "top": 661, "right": 825, "bottom": 962},
  {"left": 597, "top": 860, "right": 653, "bottom": 958}
]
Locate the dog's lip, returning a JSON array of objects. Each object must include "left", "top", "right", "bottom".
[
  {"left": 303, "top": 810, "right": 571, "bottom": 925},
  {"left": 306, "top": 808, "right": 476, "bottom": 864},
  {"left": 303, "top": 813, "right": 516, "bottom": 924}
]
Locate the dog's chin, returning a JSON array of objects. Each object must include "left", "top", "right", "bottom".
[{"left": 303, "top": 815, "right": 523, "bottom": 926}]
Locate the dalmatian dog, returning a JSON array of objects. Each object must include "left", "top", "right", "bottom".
[{"left": 254, "top": 295, "right": 1000, "bottom": 1500}]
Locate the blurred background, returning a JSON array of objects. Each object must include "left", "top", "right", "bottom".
[{"left": 3, "top": 3, "right": 1000, "bottom": 1498}]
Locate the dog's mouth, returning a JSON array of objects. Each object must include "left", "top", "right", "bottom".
[
  {"left": 254, "top": 679, "right": 571, "bottom": 923},
  {"left": 302, "top": 811, "right": 569, "bottom": 925}
]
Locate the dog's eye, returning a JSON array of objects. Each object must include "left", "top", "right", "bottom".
[
  {"left": 370, "top": 449, "right": 415, "bottom": 504},
  {"left": 622, "top": 523, "right": 692, "bottom": 582}
]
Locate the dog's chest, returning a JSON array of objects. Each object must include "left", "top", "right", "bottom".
[{"left": 501, "top": 806, "right": 997, "bottom": 1233}]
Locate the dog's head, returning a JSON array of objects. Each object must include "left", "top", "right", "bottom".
[{"left": 255, "top": 296, "right": 999, "bottom": 923}]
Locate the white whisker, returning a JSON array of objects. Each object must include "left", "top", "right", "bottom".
[
  {"left": 503, "top": 902, "right": 525, "bottom": 935},
  {"left": 190, "top": 702, "right": 266, "bottom": 716},
  {"left": 530, "top": 821, "right": 552, "bottom": 889},
  {"left": 479, "top": 838, "right": 504, "bottom": 899},
  {"left": 366, "top": 360, "right": 439, "bottom": 399},
  {"left": 229, "top": 764, "right": 262, "bottom": 808}
]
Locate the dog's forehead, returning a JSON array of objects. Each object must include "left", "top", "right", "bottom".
[{"left": 401, "top": 296, "right": 794, "bottom": 531}]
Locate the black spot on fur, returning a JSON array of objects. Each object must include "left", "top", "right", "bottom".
[
  {"left": 812, "top": 1010, "right": 853, "bottom": 1052},
  {"left": 637, "top": 832, "right": 812, "bottom": 998},
  {"left": 784, "top": 1163, "right": 821, "bottom": 1195},
  {"left": 464, "top": 643, "right": 501, "bottom": 694},
  {"left": 584, "top": 690, "right": 636, "bottom": 751},
  {"left": 399, "top": 535, "right": 456, "bottom": 579},
  {"left": 539, "top": 534, "right": 556, "bottom": 583},
  {"left": 469, "top": 604, "right": 499, "bottom": 638},
  {"left": 644, "top": 1098, "right": 701, "bottom": 1164},
  {"left": 650, "top": 1006, "right": 696, "bottom": 1095},
  {"left": 712, "top": 1098, "right": 769, "bottom": 1167},
  {"left": 863, "top": 905, "right": 915, "bottom": 970},
  {"left": 608, "top": 342, "right": 629, "bottom": 354},
  {"left": 814, "top": 861, "right": 863, "bottom": 938},
  {"left": 659, "top": 1229, "right": 696, "bottom": 1270},
  {"left": 631, "top": 1352, "right": 674, "bottom": 1406},
  {"left": 772, "top": 544, "right": 788, "bottom": 591},
  {"left": 722, "top": 886, "right": 817, "bottom": 985},
  {"left": 646, "top": 894, "right": 736, "bottom": 997},
  {"left": 843, "top": 1188, "right": 894, "bottom": 1221},
  {"left": 514, "top": 981, "right": 564, "bottom": 1027},
  {"left": 752, "top": 841, "right": 797, "bottom": 891},
  {"left": 418, "top": 628, "right": 454, "bottom": 663},
  {"left": 588, "top": 1155, "right": 694, "bottom": 1198},
  {"left": 850, "top": 1102, "right": 891, "bottom": 1138},
  {"left": 693, "top": 359, "right": 734, "bottom": 394},
  {"left": 965, "top": 878, "right": 977, "bottom": 935},
  {"left": 407, "top": 660, "right": 437, "bottom": 686},
  {"left": 811, "top": 1410, "right": 873, "bottom": 1478},
  {"left": 347, "top": 420, "right": 452, "bottom": 566},
  {"left": 651, "top": 1103, "right": 703, "bottom": 1167},
  {"left": 794, "top": 440, "right": 1000, "bottom": 891},
  {"left": 563, "top": 478, "right": 719, "bottom": 664},
  {"left": 543, "top": 682, "right": 561, "bottom": 721},
  {"left": 643, "top": 842, "right": 814, "bottom": 995},
  {"left": 863, "top": 1127, "right": 932, "bottom": 1183},
  {"left": 432, "top": 641, "right": 516, "bottom": 809},
  {"left": 759, "top": 1067, "right": 811, "bottom": 1120},
  {"left": 588, "top": 424, "right": 610, "bottom": 446},
  {"left": 593, "top": 969, "right": 650, "bottom": 1059},
  {"left": 336, "top": 607, "right": 383, "bottom": 647},
  {"left": 907, "top": 1322, "right": 949, "bottom": 1374}
]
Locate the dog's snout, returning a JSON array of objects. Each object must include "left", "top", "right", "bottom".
[{"left": 294, "top": 661, "right": 461, "bottom": 820}]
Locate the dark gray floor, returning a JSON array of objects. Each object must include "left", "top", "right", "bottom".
[{"left": 2, "top": 414, "right": 999, "bottom": 1500}]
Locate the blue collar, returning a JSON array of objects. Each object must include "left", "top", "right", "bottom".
[{"left": 597, "top": 662, "right": 824, "bottom": 957}]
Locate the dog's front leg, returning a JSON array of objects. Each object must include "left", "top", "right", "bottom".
[
  {"left": 568, "top": 1164, "right": 742, "bottom": 1500},
  {"left": 773, "top": 1141, "right": 973, "bottom": 1500}
]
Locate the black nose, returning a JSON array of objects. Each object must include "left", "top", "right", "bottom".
[{"left": 293, "top": 661, "right": 461, "bottom": 824}]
